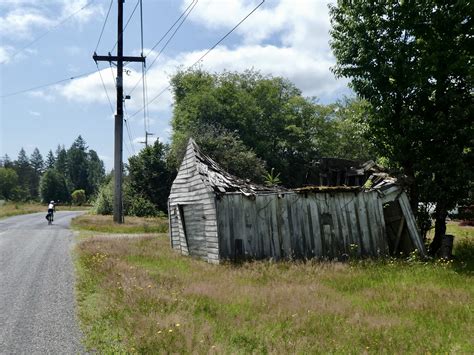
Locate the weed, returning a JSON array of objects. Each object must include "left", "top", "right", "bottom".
[{"left": 75, "top": 231, "right": 474, "bottom": 353}]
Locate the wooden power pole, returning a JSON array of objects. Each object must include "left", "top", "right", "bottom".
[{"left": 93, "top": 0, "right": 145, "bottom": 223}]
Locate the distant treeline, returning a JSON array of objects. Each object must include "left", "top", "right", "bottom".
[{"left": 0, "top": 135, "right": 105, "bottom": 204}]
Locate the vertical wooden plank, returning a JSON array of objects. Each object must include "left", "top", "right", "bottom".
[
  {"left": 256, "top": 196, "right": 272, "bottom": 258},
  {"left": 308, "top": 197, "right": 323, "bottom": 257},
  {"left": 269, "top": 197, "right": 281, "bottom": 259},
  {"left": 356, "top": 193, "right": 372, "bottom": 255},
  {"left": 306, "top": 201, "right": 316, "bottom": 258},
  {"left": 398, "top": 193, "right": 427, "bottom": 256},
  {"left": 317, "top": 194, "right": 329, "bottom": 257},
  {"left": 243, "top": 197, "right": 255, "bottom": 258},
  {"left": 374, "top": 196, "right": 390, "bottom": 255},
  {"left": 344, "top": 194, "right": 359, "bottom": 254}
]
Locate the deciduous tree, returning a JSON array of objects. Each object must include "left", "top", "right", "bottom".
[{"left": 330, "top": 0, "right": 473, "bottom": 254}]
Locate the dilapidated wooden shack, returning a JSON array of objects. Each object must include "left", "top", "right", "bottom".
[{"left": 168, "top": 139, "right": 426, "bottom": 263}]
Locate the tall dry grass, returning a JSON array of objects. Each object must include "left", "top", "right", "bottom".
[
  {"left": 71, "top": 214, "right": 168, "bottom": 234},
  {"left": 76, "top": 231, "right": 474, "bottom": 354}
]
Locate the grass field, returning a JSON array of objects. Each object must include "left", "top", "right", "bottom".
[
  {"left": 71, "top": 214, "right": 168, "bottom": 234},
  {"left": 75, "top": 221, "right": 474, "bottom": 354},
  {"left": 0, "top": 201, "right": 89, "bottom": 219}
]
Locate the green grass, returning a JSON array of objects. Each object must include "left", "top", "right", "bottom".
[
  {"left": 0, "top": 201, "right": 89, "bottom": 219},
  {"left": 75, "top": 222, "right": 474, "bottom": 354},
  {"left": 71, "top": 214, "right": 168, "bottom": 234}
]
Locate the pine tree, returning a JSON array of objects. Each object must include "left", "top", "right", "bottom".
[
  {"left": 29, "top": 148, "right": 44, "bottom": 200},
  {"left": 14, "top": 148, "right": 32, "bottom": 200},
  {"left": 45, "top": 150, "right": 55, "bottom": 170}
]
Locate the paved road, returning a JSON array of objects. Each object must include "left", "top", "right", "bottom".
[{"left": 0, "top": 211, "right": 85, "bottom": 354}]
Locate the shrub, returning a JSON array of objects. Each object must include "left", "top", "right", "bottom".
[
  {"left": 71, "top": 189, "right": 87, "bottom": 206},
  {"left": 128, "top": 195, "right": 159, "bottom": 217},
  {"left": 93, "top": 183, "right": 113, "bottom": 215}
]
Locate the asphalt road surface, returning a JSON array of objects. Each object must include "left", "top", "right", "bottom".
[{"left": 0, "top": 211, "right": 85, "bottom": 354}]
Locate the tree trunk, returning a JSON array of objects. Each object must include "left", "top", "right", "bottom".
[{"left": 429, "top": 202, "right": 447, "bottom": 256}]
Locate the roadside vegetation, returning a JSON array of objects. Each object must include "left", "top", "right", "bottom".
[
  {"left": 0, "top": 201, "right": 90, "bottom": 219},
  {"left": 71, "top": 214, "right": 168, "bottom": 234},
  {"left": 75, "top": 222, "right": 473, "bottom": 353}
]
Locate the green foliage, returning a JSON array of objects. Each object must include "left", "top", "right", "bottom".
[
  {"left": 71, "top": 189, "right": 87, "bottom": 206},
  {"left": 68, "top": 135, "right": 92, "bottom": 196},
  {"left": 39, "top": 169, "right": 70, "bottom": 203},
  {"left": 170, "top": 69, "right": 377, "bottom": 187},
  {"left": 92, "top": 179, "right": 114, "bottom": 215},
  {"left": 14, "top": 148, "right": 32, "bottom": 200},
  {"left": 128, "top": 140, "right": 174, "bottom": 213},
  {"left": 169, "top": 123, "right": 267, "bottom": 183},
  {"left": 330, "top": 1, "right": 473, "bottom": 252},
  {"left": 75, "top": 234, "right": 474, "bottom": 354},
  {"left": 29, "top": 148, "right": 44, "bottom": 200},
  {"left": 263, "top": 168, "right": 281, "bottom": 187},
  {"left": 4, "top": 138, "right": 105, "bottom": 203},
  {"left": 0, "top": 167, "right": 19, "bottom": 200},
  {"left": 45, "top": 150, "right": 56, "bottom": 170},
  {"left": 128, "top": 195, "right": 159, "bottom": 217}
]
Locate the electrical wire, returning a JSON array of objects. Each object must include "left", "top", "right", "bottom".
[
  {"left": 110, "top": 0, "right": 140, "bottom": 53},
  {"left": 127, "top": 0, "right": 198, "bottom": 97},
  {"left": 0, "top": 70, "right": 97, "bottom": 98},
  {"left": 94, "top": 0, "right": 114, "bottom": 53},
  {"left": 96, "top": 64, "right": 115, "bottom": 115},
  {"left": 146, "top": 0, "right": 197, "bottom": 57},
  {"left": 128, "top": 0, "right": 265, "bottom": 118},
  {"left": 4, "top": 0, "right": 97, "bottom": 63},
  {"left": 123, "top": 102, "right": 137, "bottom": 155}
]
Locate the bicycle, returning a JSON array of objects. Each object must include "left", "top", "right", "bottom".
[{"left": 46, "top": 211, "right": 54, "bottom": 225}]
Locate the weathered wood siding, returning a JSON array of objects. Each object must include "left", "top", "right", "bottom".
[
  {"left": 168, "top": 144, "right": 219, "bottom": 263},
  {"left": 216, "top": 191, "right": 389, "bottom": 260}
]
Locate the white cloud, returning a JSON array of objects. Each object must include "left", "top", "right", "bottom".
[
  {"left": 28, "top": 110, "right": 41, "bottom": 117},
  {"left": 46, "top": 0, "right": 347, "bottom": 117},
  {"left": 0, "top": 46, "right": 13, "bottom": 64},
  {"left": 28, "top": 90, "right": 56, "bottom": 102},
  {"left": 0, "top": 0, "right": 102, "bottom": 40},
  {"left": 0, "top": 8, "right": 53, "bottom": 38}
]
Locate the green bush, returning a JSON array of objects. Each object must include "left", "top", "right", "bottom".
[
  {"left": 93, "top": 183, "right": 113, "bottom": 215},
  {"left": 71, "top": 189, "right": 86, "bottom": 206},
  {"left": 128, "top": 195, "right": 158, "bottom": 217}
]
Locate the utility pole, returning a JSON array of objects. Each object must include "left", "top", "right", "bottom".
[
  {"left": 140, "top": 131, "right": 154, "bottom": 147},
  {"left": 93, "top": 0, "right": 145, "bottom": 223}
]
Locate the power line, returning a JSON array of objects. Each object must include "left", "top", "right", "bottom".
[
  {"left": 123, "top": 102, "right": 136, "bottom": 155},
  {"left": 95, "top": 0, "right": 114, "bottom": 53},
  {"left": 129, "top": 0, "right": 265, "bottom": 118},
  {"left": 96, "top": 64, "right": 115, "bottom": 115},
  {"left": 127, "top": 0, "right": 198, "bottom": 97},
  {"left": 140, "top": 0, "right": 149, "bottom": 136},
  {"left": 4, "top": 0, "right": 97, "bottom": 63},
  {"left": 110, "top": 0, "right": 140, "bottom": 53},
  {"left": 147, "top": 0, "right": 198, "bottom": 56},
  {"left": 0, "top": 70, "right": 97, "bottom": 98}
]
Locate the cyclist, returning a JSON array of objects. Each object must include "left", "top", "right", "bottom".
[{"left": 46, "top": 200, "right": 55, "bottom": 223}]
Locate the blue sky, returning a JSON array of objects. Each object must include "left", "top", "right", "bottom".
[{"left": 0, "top": 0, "right": 351, "bottom": 171}]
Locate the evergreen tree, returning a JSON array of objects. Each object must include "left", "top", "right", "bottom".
[
  {"left": 0, "top": 168, "right": 19, "bottom": 200},
  {"left": 55, "top": 145, "right": 68, "bottom": 180},
  {"left": 45, "top": 150, "right": 55, "bottom": 170},
  {"left": 14, "top": 148, "right": 32, "bottom": 200},
  {"left": 87, "top": 149, "right": 105, "bottom": 197},
  {"left": 29, "top": 148, "right": 44, "bottom": 200},
  {"left": 39, "top": 169, "right": 70, "bottom": 204},
  {"left": 67, "top": 135, "right": 91, "bottom": 196},
  {"left": 1, "top": 154, "right": 13, "bottom": 169}
]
